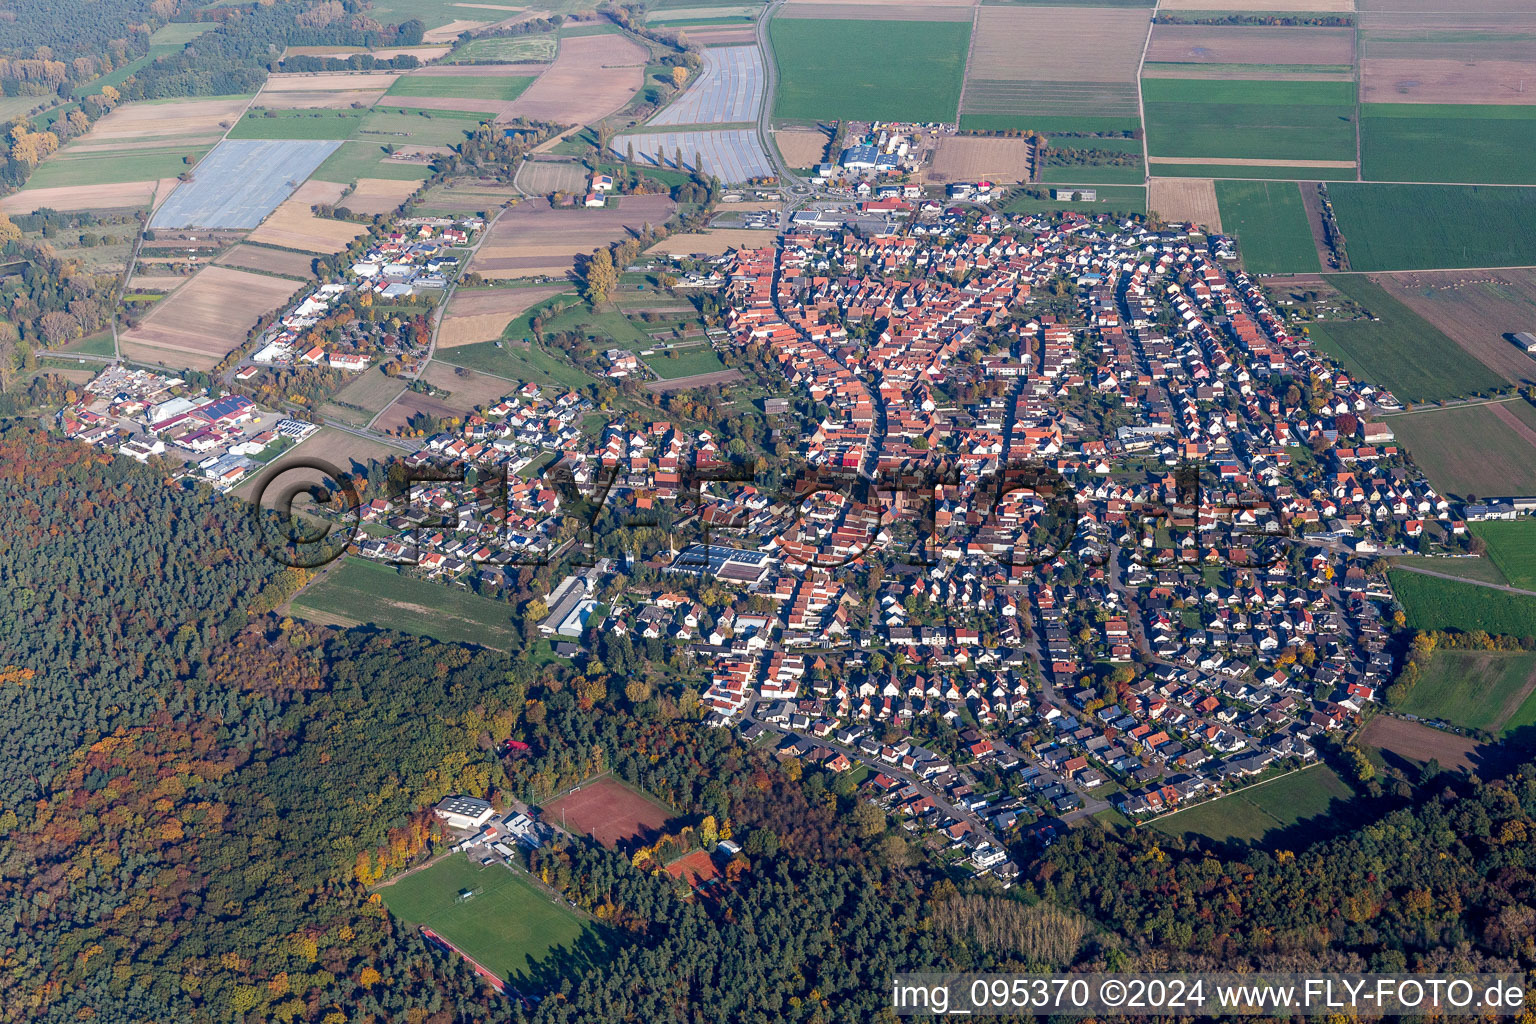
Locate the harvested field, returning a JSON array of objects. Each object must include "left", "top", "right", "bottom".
[
  {"left": 438, "top": 285, "right": 569, "bottom": 347},
  {"left": 683, "top": 27, "right": 758, "bottom": 44},
  {"left": 1370, "top": 270, "right": 1536, "bottom": 389},
  {"left": 646, "top": 228, "right": 776, "bottom": 257},
  {"left": 922, "top": 136, "right": 1036, "bottom": 184},
  {"left": 417, "top": 360, "right": 523, "bottom": 412},
  {"left": 151, "top": 139, "right": 342, "bottom": 229},
  {"left": 777, "top": 3, "right": 971, "bottom": 19},
  {"left": 518, "top": 158, "right": 587, "bottom": 194},
  {"left": 963, "top": 80, "right": 1140, "bottom": 119},
  {"left": 644, "top": 368, "right": 744, "bottom": 392},
  {"left": 82, "top": 97, "right": 252, "bottom": 143},
  {"left": 1147, "top": 25, "right": 1354, "bottom": 66},
  {"left": 1359, "top": 716, "right": 1480, "bottom": 772},
  {"left": 247, "top": 180, "right": 367, "bottom": 254},
  {"left": 215, "top": 244, "right": 318, "bottom": 279},
  {"left": 120, "top": 266, "right": 298, "bottom": 371},
  {"left": 470, "top": 194, "right": 676, "bottom": 278},
  {"left": 969, "top": 6, "right": 1149, "bottom": 82},
  {"left": 256, "top": 71, "right": 401, "bottom": 109},
  {"left": 423, "top": 19, "right": 495, "bottom": 43},
  {"left": 1149, "top": 177, "right": 1221, "bottom": 231},
  {"left": 1361, "top": 59, "right": 1536, "bottom": 105},
  {"left": 784, "top": 0, "right": 972, "bottom": 6},
  {"left": 373, "top": 391, "right": 462, "bottom": 433},
  {"left": 543, "top": 777, "right": 673, "bottom": 849},
  {"left": 0, "top": 180, "right": 159, "bottom": 213},
  {"left": 774, "top": 128, "right": 830, "bottom": 167},
  {"left": 1161, "top": 0, "right": 1352, "bottom": 8},
  {"left": 503, "top": 34, "right": 647, "bottom": 124},
  {"left": 343, "top": 177, "right": 422, "bottom": 215}
]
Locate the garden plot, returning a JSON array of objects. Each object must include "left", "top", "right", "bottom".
[
  {"left": 612, "top": 128, "right": 773, "bottom": 182},
  {"left": 149, "top": 139, "right": 342, "bottom": 229},
  {"left": 650, "top": 46, "right": 763, "bottom": 125}
]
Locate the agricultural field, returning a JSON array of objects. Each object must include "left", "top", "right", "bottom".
[
  {"left": 469, "top": 194, "right": 676, "bottom": 279},
  {"left": 437, "top": 338, "right": 599, "bottom": 390},
  {"left": 150, "top": 139, "right": 342, "bottom": 229},
  {"left": 775, "top": 2, "right": 970, "bottom": 20},
  {"left": 1148, "top": 178, "right": 1220, "bottom": 232},
  {"left": 774, "top": 128, "right": 830, "bottom": 168},
  {"left": 246, "top": 180, "right": 369, "bottom": 253},
  {"left": 0, "top": 180, "right": 166, "bottom": 214},
  {"left": 417, "top": 360, "right": 528, "bottom": 413},
  {"left": 1358, "top": 716, "right": 1482, "bottom": 773},
  {"left": 1328, "top": 183, "right": 1536, "bottom": 271},
  {"left": 770, "top": 17, "right": 970, "bottom": 122},
  {"left": 1146, "top": 24, "right": 1355, "bottom": 72},
  {"left": 439, "top": 285, "right": 571, "bottom": 348},
  {"left": 1370, "top": 270, "right": 1536, "bottom": 389},
  {"left": 119, "top": 266, "right": 299, "bottom": 371},
  {"left": 612, "top": 128, "right": 772, "bottom": 182},
  {"left": 319, "top": 366, "right": 409, "bottom": 426},
  {"left": 1359, "top": 105, "right": 1536, "bottom": 185},
  {"left": 505, "top": 33, "right": 648, "bottom": 125},
  {"left": 22, "top": 143, "right": 211, "bottom": 191},
  {"left": 1308, "top": 275, "right": 1502, "bottom": 403},
  {"left": 342, "top": 177, "right": 423, "bottom": 215},
  {"left": 228, "top": 108, "right": 366, "bottom": 139},
  {"left": 1002, "top": 185, "right": 1146, "bottom": 216},
  {"left": 1213, "top": 180, "right": 1318, "bottom": 274},
  {"left": 923, "top": 137, "right": 1037, "bottom": 184},
  {"left": 312, "top": 141, "right": 439, "bottom": 186},
  {"left": 214, "top": 244, "right": 318, "bottom": 279},
  {"left": 380, "top": 855, "right": 601, "bottom": 986},
  {"left": 651, "top": 45, "right": 763, "bottom": 126},
  {"left": 388, "top": 72, "right": 537, "bottom": 102},
  {"left": 646, "top": 227, "right": 776, "bottom": 257},
  {"left": 543, "top": 777, "right": 674, "bottom": 849},
  {"left": 1142, "top": 78, "right": 1357, "bottom": 163},
  {"left": 962, "top": 80, "right": 1141, "bottom": 122},
  {"left": 1152, "top": 765, "right": 1356, "bottom": 845},
  {"left": 444, "top": 34, "right": 558, "bottom": 64},
  {"left": 253, "top": 71, "right": 400, "bottom": 109},
  {"left": 291, "top": 556, "right": 522, "bottom": 650},
  {"left": 1148, "top": 162, "right": 1359, "bottom": 181},
  {"left": 643, "top": 346, "right": 727, "bottom": 379},
  {"left": 1398, "top": 649, "right": 1536, "bottom": 735},
  {"left": 1390, "top": 570, "right": 1536, "bottom": 638},
  {"left": 1392, "top": 401, "right": 1536, "bottom": 498},
  {"left": 518, "top": 159, "right": 587, "bottom": 194},
  {"left": 1471, "top": 520, "right": 1536, "bottom": 590}
]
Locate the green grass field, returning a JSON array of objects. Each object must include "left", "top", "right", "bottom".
[
  {"left": 1142, "top": 78, "right": 1356, "bottom": 163},
  {"left": 230, "top": 108, "right": 367, "bottom": 140},
  {"left": 1390, "top": 570, "right": 1536, "bottom": 638},
  {"left": 1361, "top": 104, "right": 1536, "bottom": 186},
  {"left": 644, "top": 346, "right": 726, "bottom": 379},
  {"left": 435, "top": 339, "right": 599, "bottom": 391},
  {"left": 356, "top": 107, "right": 495, "bottom": 146},
  {"left": 961, "top": 115, "right": 1142, "bottom": 134},
  {"left": 1391, "top": 401, "right": 1536, "bottom": 498},
  {"left": 1307, "top": 275, "right": 1502, "bottom": 402},
  {"left": 312, "top": 141, "right": 437, "bottom": 185},
  {"left": 1152, "top": 765, "right": 1355, "bottom": 844},
  {"left": 1471, "top": 520, "right": 1536, "bottom": 590},
  {"left": 1040, "top": 164, "right": 1145, "bottom": 185},
  {"left": 771, "top": 18, "right": 970, "bottom": 122},
  {"left": 1389, "top": 554, "right": 1508, "bottom": 588},
  {"left": 1328, "top": 184, "right": 1536, "bottom": 271},
  {"left": 1397, "top": 649, "right": 1536, "bottom": 735},
  {"left": 445, "top": 35, "right": 559, "bottom": 64},
  {"left": 381, "top": 855, "right": 604, "bottom": 985},
  {"left": 1151, "top": 163, "right": 1358, "bottom": 181},
  {"left": 23, "top": 146, "right": 212, "bottom": 189},
  {"left": 1214, "top": 180, "right": 1320, "bottom": 274},
  {"left": 1003, "top": 185, "right": 1146, "bottom": 216},
  {"left": 291, "top": 557, "right": 522, "bottom": 650},
  {"left": 386, "top": 75, "right": 537, "bottom": 101},
  {"left": 148, "top": 22, "right": 215, "bottom": 55}
]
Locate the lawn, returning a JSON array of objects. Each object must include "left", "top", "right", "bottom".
[
  {"left": 1306, "top": 275, "right": 1503, "bottom": 403},
  {"left": 1141, "top": 78, "right": 1357, "bottom": 163},
  {"left": 1390, "top": 569, "right": 1536, "bottom": 638},
  {"left": 1214, "top": 180, "right": 1319, "bottom": 275},
  {"left": 381, "top": 854, "right": 606, "bottom": 986},
  {"left": 1471, "top": 520, "right": 1536, "bottom": 590},
  {"left": 437, "top": 339, "right": 599, "bottom": 390},
  {"left": 643, "top": 346, "right": 727, "bottom": 379},
  {"left": 1391, "top": 401, "right": 1536, "bottom": 498},
  {"left": 1328, "top": 184, "right": 1536, "bottom": 271},
  {"left": 1152, "top": 765, "right": 1355, "bottom": 845},
  {"left": 1396, "top": 649, "right": 1536, "bottom": 736},
  {"left": 291, "top": 556, "right": 523, "bottom": 650},
  {"left": 1040, "top": 164, "right": 1145, "bottom": 185},
  {"left": 770, "top": 18, "right": 970, "bottom": 123},
  {"left": 229, "top": 108, "right": 367, "bottom": 140},
  {"left": 386, "top": 75, "right": 537, "bottom": 102},
  {"left": 1361, "top": 104, "right": 1536, "bottom": 186},
  {"left": 57, "top": 330, "right": 117, "bottom": 358}
]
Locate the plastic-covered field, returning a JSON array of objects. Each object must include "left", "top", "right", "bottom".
[
  {"left": 612, "top": 128, "right": 773, "bottom": 182},
  {"left": 650, "top": 45, "right": 763, "bottom": 126},
  {"left": 149, "top": 139, "right": 342, "bottom": 229}
]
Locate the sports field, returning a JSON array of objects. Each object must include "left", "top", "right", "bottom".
[
  {"left": 1389, "top": 570, "right": 1536, "bottom": 638},
  {"left": 1392, "top": 401, "right": 1536, "bottom": 498},
  {"left": 543, "top": 776, "right": 674, "bottom": 848},
  {"left": 1470, "top": 520, "right": 1536, "bottom": 590},
  {"left": 770, "top": 17, "right": 970, "bottom": 122},
  {"left": 1152, "top": 765, "right": 1355, "bottom": 844},
  {"left": 1142, "top": 78, "right": 1357, "bottom": 163},
  {"left": 1396, "top": 649, "right": 1536, "bottom": 736},
  {"left": 381, "top": 855, "right": 602, "bottom": 984},
  {"left": 1307, "top": 275, "right": 1502, "bottom": 403},
  {"left": 1360, "top": 104, "right": 1536, "bottom": 185},
  {"left": 1213, "top": 180, "right": 1319, "bottom": 274},
  {"left": 291, "top": 556, "right": 522, "bottom": 650},
  {"left": 1328, "top": 184, "right": 1536, "bottom": 271}
]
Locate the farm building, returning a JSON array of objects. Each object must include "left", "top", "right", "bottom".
[{"left": 1514, "top": 331, "right": 1536, "bottom": 354}]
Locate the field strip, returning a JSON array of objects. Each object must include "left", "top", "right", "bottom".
[
  {"left": 1148, "top": 156, "right": 1358, "bottom": 168},
  {"left": 1489, "top": 400, "right": 1536, "bottom": 450},
  {"left": 1494, "top": 660, "right": 1536, "bottom": 731}
]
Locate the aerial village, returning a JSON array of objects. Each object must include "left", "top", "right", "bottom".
[{"left": 51, "top": 194, "right": 1476, "bottom": 884}]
